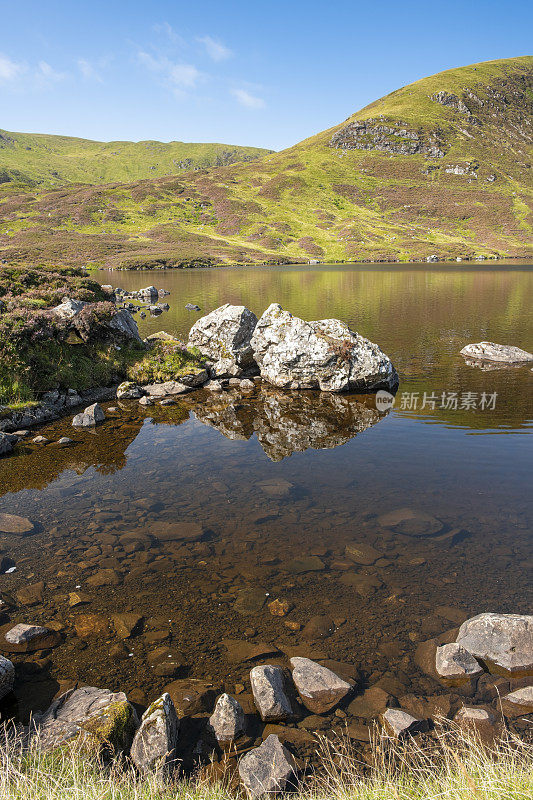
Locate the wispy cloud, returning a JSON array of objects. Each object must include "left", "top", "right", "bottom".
[
  {"left": 152, "top": 21, "right": 183, "bottom": 45},
  {"left": 231, "top": 88, "right": 265, "bottom": 109},
  {"left": 0, "top": 53, "right": 25, "bottom": 82},
  {"left": 37, "top": 61, "right": 66, "bottom": 82},
  {"left": 197, "top": 35, "right": 233, "bottom": 62},
  {"left": 78, "top": 58, "right": 103, "bottom": 82},
  {"left": 138, "top": 50, "right": 203, "bottom": 94}
]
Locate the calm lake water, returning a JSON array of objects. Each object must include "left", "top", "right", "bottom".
[{"left": 1, "top": 263, "right": 532, "bottom": 721}]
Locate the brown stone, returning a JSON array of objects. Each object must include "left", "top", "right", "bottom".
[
  {"left": 163, "top": 678, "right": 219, "bottom": 716},
  {"left": 222, "top": 639, "right": 281, "bottom": 663},
  {"left": 0, "top": 622, "right": 60, "bottom": 653},
  {"left": 16, "top": 581, "right": 45, "bottom": 606},
  {"left": 112, "top": 613, "right": 143, "bottom": 639},
  {"left": 347, "top": 686, "right": 391, "bottom": 718},
  {"left": 149, "top": 521, "right": 205, "bottom": 542},
  {"left": 301, "top": 616, "right": 335, "bottom": 640},
  {"left": 73, "top": 614, "right": 110, "bottom": 639},
  {"left": 68, "top": 592, "right": 92, "bottom": 608},
  {"left": 86, "top": 569, "right": 121, "bottom": 587},
  {"left": 0, "top": 513, "right": 35, "bottom": 535},
  {"left": 268, "top": 599, "right": 292, "bottom": 617},
  {"left": 345, "top": 542, "right": 382, "bottom": 565}
]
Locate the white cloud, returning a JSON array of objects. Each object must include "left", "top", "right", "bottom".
[
  {"left": 138, "top": 51, "right": 202, "bottom": 91},
  {"left": 153, "top": 21, "right": 182, "bottom": 44},
  {"left": 0, "top": 53, "right": 24, "bottom": 82},
  {"left": 197, "top": 35, "right": 233, "bottom": 62},
  {"left": 232, "top": 88, "right": 265, "bottom": 109},
  {"left": 78, "top": 58, "right": 103, "bottom": 82},
  {"left": 37, "top": 61, "right": 65, "bottom": 82}
]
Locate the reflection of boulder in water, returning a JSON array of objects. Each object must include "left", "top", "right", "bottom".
[{"left": 192, "top": 389, "right": 385, "bottom": 461}]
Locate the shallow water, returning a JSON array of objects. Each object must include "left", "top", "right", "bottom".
[{"left": 1, "top": 263, "right": 532, "bottom": 721}]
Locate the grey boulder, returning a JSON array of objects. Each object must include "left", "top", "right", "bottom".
[
  {"left": 0, "top": 432, "right": 18, "bottom": 457},
  {"left": 290, "top": 657, "right": 351, "bottom": 713},
  {"left": 188, "top": 304, "right": 258, "bottom": 376},
  {"left": 456, "top": 613, "right": 533, "bottom": 676},
  {"left": 250, "top": 303, "right": 398, "bottom": 392},
  {"left": 208, "top": 693, "right": 246, "bottom": 742},
  {"left": 382, "top": 708, "right": 424, "bottom": 738},
  {"left": 117, "top": 381, "right": 142, "bottom": 399},
  {"left": 0, "top": 655, "right": 15, "bottom": 700},
  {"left": 238, "top": 734, "right": 297, "bottom": 798},
  {"left": 72, "top": 403, "right": 105, "bottom": 427},
  {"left": 250, "top": 665, "right": 292, "bottom": 721},
  {"left": 130, "top": 693, "right": 179, "bottom": 776},
  {"left": 34, "top": 686, "right": 138, "bottom": 752},
  {"left": 460, "top": 342, "right": 533, "bottom": 363},
  {"left": 51, "top": 298, "right": 86, "bottom": 320},
  {"left": 435, "top": 643, "right": 483, "bottom": 686},
  {"left": 500, "top": 687, "right": 533, "bottom": 717}
]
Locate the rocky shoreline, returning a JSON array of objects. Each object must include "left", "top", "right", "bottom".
[{"left": 0, "top": 612, "right": 531, "bottom": 792}]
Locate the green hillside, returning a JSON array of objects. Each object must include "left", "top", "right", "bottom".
[
  {"left": 0, "top": 130, "right": 272, "bottom": 186},
  {"left": 0, "top": 56, "right": 531, "bottom": 266}
]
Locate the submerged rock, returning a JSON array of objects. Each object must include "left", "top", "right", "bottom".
[
  {"left": 250, "top": 303, "right": 398, "bottom": 392},
  {"left": 208, "top": 693, "right": 246, "bottom": 742},
  {"left": 72, "top": 403, "right": 105, "bottom": 427},
  {"left": 290, "top": 657, "right": 351, "bottom": 713},
  {"left": 460, "top": 342, "right": 533, "bottom": 364},
  {"left": 238, "top": 734, "right": 297, "bottom": 798},
  {"left": 456, "top": 613, "right": 533, "bottom": 677},
  {"left": 377, "top": 507, "right": 443, "bottom": 537},
  {"left": 0, "top": 513, "right": 35, "bottom": 535},
  {"left": 250, "top": 665, "right": 293, "bottom": 721},
  {"left": 130, "top": 693, "right": 179, "bottom": 776},
  {"left": 188, "top": 304, "right": 258, "bottom": 376}
]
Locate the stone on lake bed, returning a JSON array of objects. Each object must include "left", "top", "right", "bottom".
[
  {"left": 208, "top": 693, "right": 246, "bottom": 742},
  {"left": 456, "top": 613, "right": 533, "bottom": 676},
  {"left": 130, "top": 693, "right": 179, "bottom": 777},
  {"left": 460, "top": 342, "right": 533, "bottom": 363},
  {"left": 163, "top": 678, "right": 219, "bottom": 717},
  {"left": 435, "top": 643, "right": 484, "bottom": 686},
  {"left": 149, "top": 521, "right": 205, "bottom": 542},
  {"left": 290, "top": 657, "right": 352, "bottom": 713},
  {"left": 0, "top": 513, "right": 35, "bottom": 535},
  {"left": 345, "top": 542, "right": 382, "bottom": 565},
  {"left": 377, "top": 507, "right": 444, "bottom": 537},
  {"left": 238, "top": 734, "right": 297, "bottom": 798},
  {"left": 347, "top": 686, "right": 390, "bottom": 718},
  {"left": 16, "top": 581, "right": 45, "bottom": 606},
  {"left": 72, "top": 403, "right": 105, "bottom": 427},
  {"left": 222, "top": 639, "right": 281, "bottom": 663},
  {"left": 250, "top": 665, "right": 293, "bottom": 721},
  {"left": 286, "top": 555, "right": 325, "bottom": 573},
  {"left": 500, "top": 686, "right": 533, "bottom": 717},
  {"left": 381, "top": 708, "right": 424, "bottom": 738},
  {"left": 112, "top": 612, "right": 143, "bottom": 639}
]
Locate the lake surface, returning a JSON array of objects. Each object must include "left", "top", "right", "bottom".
[{"left": 1, "top": 263, "right": 532, "bottom": 722}]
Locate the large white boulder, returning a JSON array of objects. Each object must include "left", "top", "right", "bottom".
[
  {"left": 250, "top": 304, "right": 398, "bottom": 392},
  {"left": 187, "top": 304, "right": 258, "bottom": 376},
  {"left": 130, "top": 693, "right": 179, "bottom": 776},
  {"left": 456, "top": 613, "right": 533, "bottom": 677}
]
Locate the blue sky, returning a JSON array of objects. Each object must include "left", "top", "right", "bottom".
[{"left": 0, "top": 0, "right": 531, "bottom": 151}]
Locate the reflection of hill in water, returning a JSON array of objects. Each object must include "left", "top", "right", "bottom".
[{"left": 192, "top": 389, "right": 385, "bottom": 461}]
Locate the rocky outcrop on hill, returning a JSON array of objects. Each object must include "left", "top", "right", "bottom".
[{"left": 329, "top": 118, "right": 445, "bottom": 158}]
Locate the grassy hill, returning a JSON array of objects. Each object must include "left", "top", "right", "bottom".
[
  {"left": 0, "top": 130, "right": 272, "bottom": 186},
  {"left": 0, "top": 56, "right": 531, "bottom": 267}
]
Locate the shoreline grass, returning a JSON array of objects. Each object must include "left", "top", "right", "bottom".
[{"left": 0, "top": 721, "right": 531, "bottom": 800}]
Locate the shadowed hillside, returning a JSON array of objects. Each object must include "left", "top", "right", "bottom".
[{"left": 0, "top": 56, "right": 531, "bottom": 266}]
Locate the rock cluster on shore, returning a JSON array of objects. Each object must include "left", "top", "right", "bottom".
[{"left": 0, "top": 612, "right": 531, "bottom": 792}]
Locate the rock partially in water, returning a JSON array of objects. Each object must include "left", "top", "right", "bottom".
[
  {"left": 117, "top": 381, "right": 142, "bottom": 399},
  {"left": 144, "top": 381, "right": 191, "bottom": 397},
  {"left": 250, "top": 665, "right": 293, "bottom": 721},
  {"left": 0, "top": 432, "right": 18, "bottom": 457},
  {"left": 185, "top": 303, "right": 201, "bottom": 311},
  {"left": 2, "top": 622, "right": 60, "bottom": 652},
  {"left": 453, "top": 705, "right": 501, "bottom": 742},
  {"left": 435, "top": 643, "right": 483, "bottom": 687},
  {"left": 188, "top": 304, "right": 258, "bottom": 376},
  {"left": 250, "top": 303, "right": 398, "bottom": 392},
  {"left": 377, "top": 507, "right": 444, "bottom": 537},
  {"left": 163, "top": 679, "right": 219, "bottom": 717},
  {"left": 0, "top": 655, "right": 14, "bottom": 700},
  {"left": 0, "top": 513, "right": 35, "bottom": 535},
  {"left": 456, "top": 613, "right": 533, "bottom": 677},
  {"left": 500, "top": 687, "right": 533, "bottom": 717},
  {"left": 290, "top": 657, "right": 351, "bottom": 713},
  {"left": 33, "top": 686, "right": 138, "bottom": 753},
  {"left": 130, "top": 693, "right": 179, "bottom": 776},
  {"left": 238, "top": 734, "right": 297, "bottom": 798},
  {"left": 460, "top": 341, "right": 533, "bottom": 364},
  {"left": 72, "top": 403, "right": 105, "bottom": 427},
  {"left": 381, "top": 708, "right": 424, "bottom": 738},
  {"left": 208, "top": 693, "right": 246, "bottom": 742}
]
